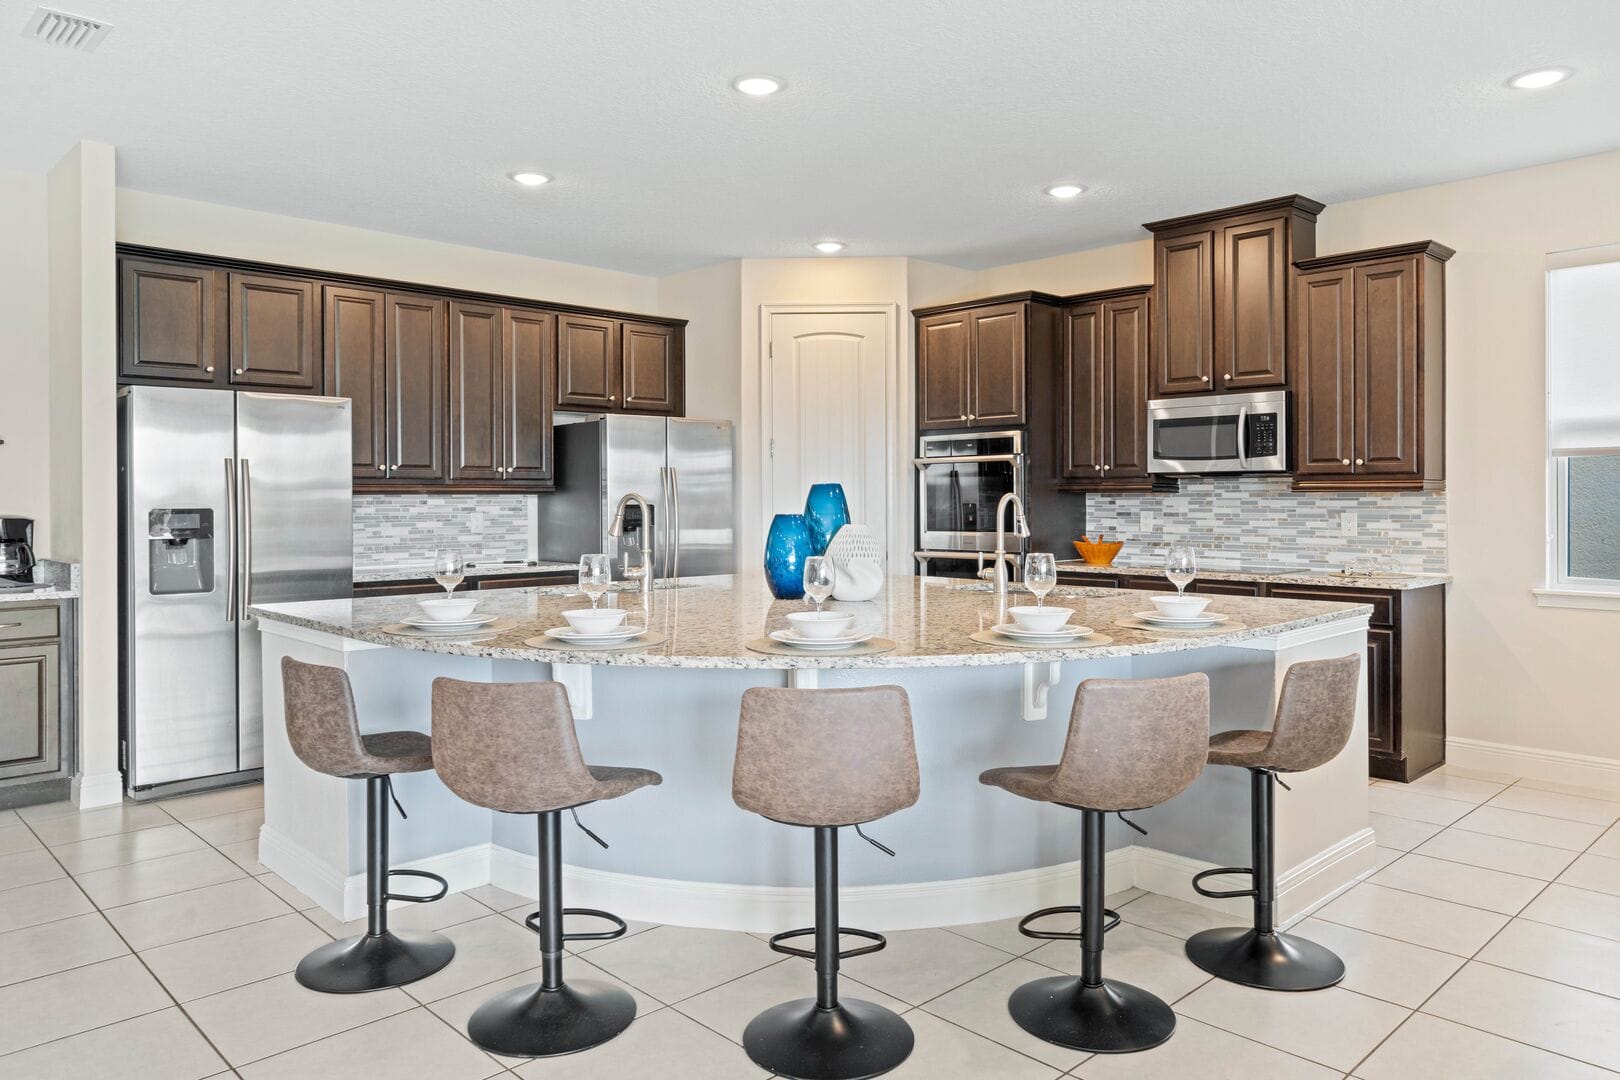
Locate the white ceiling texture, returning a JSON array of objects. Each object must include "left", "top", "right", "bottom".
[{"left": 2, "top": 0, "right": 1617, "bottom": 275}]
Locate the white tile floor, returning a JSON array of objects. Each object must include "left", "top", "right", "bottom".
[{"left": 5, "top": 768, "right": 1620, "bottom": 1077}]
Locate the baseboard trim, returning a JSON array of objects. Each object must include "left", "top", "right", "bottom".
[
  {"left": 71, "top": 770, "right": 124, "bottom": 810},
  {"left": 340, "top": 843, "right": 492, "bottom": 923},
  {"left": 260, "top": 826, "right": 498, "bottom": 922},
  {"left": 1448, "top": 736, "right": 1620, "bottom": 795}
]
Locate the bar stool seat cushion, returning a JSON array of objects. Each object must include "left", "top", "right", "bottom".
[
  {"left": 359, "top": 730, "right": 435, "bottom": 772},
  {"left": 978, "top": 764, "right": 1060, "bottom": 802},
  {"left": 1204, "top": 729, "right": 1272, "bottom": 769},
  {"left": 586, "top": 765, "right": 663, "bottom": 801}
]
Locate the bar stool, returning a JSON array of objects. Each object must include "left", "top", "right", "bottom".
[
  {"left": 981, "top": 673, "right": 1210, "bottom": 1054},
  {"left": 280, "top": 658, "right": 456, "bottom": 993},
  {"left": 732, "top": 685, "right": 920, "bottom": 1080},
  {"left": 430, "top": 677, "right": 661, "bottom": 1058},
  {"left": 1185, "top": 654, "right": 1362, "bottom": 991}
]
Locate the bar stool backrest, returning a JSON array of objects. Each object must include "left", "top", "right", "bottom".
[
  {"left": 1049, "top": 673, "right": 1211, "bottom": 812},
  {"left": 281, "top": 658, "right": 374, "bottom": 779},
  {"left": 431, "top": 678, "right": 597, "bottom": 814},
  {"left": 1261, "top": 654, "right": 1362, "bottom": 774},
  {"left": 733, "top": 685, "right": 919, "bottom": 827}
]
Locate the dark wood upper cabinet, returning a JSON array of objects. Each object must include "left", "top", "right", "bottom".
[
  {"left": 503, "top": 307, "right": 555, "bottom": 484},
  {"left": 556, "top": 314, "right": 620, "bottom": 410},
  {"left": 383, "top": 293, "right": 446, "bottom": 482},
  {"left": 1290, "top": 241, "right": 1451, "bottom": 492},
  {"left": 967, "top": 303, "right": 1026, "bottom": 425},
  {"left": 1146, "top": 195, "right": 1322, "bottom": 396},
  {"left": 1059, "top": 303, "right": 1104, "bottom": 477},
  {"left": 323, "top": 285, "right": 387, "bottom": 479},
  {"left": 916, "top": 311, "right": 971, "bottom": 429},
  {"left": 621, "top": 320, "right": 679, "bottom": 414},
  {"left": 448, "top": 301, "right": 504, "bottom": 482},
  {"left": 1057, "top": 287, "right": 1162, "bottom": 492},
  {"left": 227, "top": 272, "right": 319, "bottom": 390},
  {"left": 1103, "top": 292, "right": 1152, "bottom": 478},
  {"left": 119, "top": 257, "right": 225, "bottom": 383}
]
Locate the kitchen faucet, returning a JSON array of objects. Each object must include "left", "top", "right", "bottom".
[
  {"left": 991, "top": 491, "right": 1030, "bottom": 624},
  {"left": 607, "top": 492, "right": 655, "bottom": 604}
]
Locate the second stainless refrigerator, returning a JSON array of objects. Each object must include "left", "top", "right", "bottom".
[{"left": 539, "top": 416, "right": 734, "bottom": 580}]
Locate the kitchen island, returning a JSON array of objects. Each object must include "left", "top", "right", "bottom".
[{"left": 252, "top": 575, "right": 1373, "bottom": 931}]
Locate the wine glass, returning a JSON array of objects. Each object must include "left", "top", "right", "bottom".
[
  {"left": 1024, "top": 552, "right": 1057, "bottom": 607},
  {"left": 433, "top": 549, "right": 464, "bottom": 597},
  {"left": 1165, "top": 543, "right": 1198, "bottom": 595},
  {"left": 579, "top": 553, "right": 611, "bottom": 609},
  {"left": 803, "top": 556, "right": 835, "bottom": 614}
]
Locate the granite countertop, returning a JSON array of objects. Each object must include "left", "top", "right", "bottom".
[
  {"left": 253, "top": 573, "right": 1371, "bottom": 670},
  {"left": 0, "top": 560, "right": 81, "bottom": 603},
  {"left": 1055, "top": 560, "right": 1450, "bottom": 591},
  {"left": 353, "top": 561, "right": 577, "bottom": 584}
]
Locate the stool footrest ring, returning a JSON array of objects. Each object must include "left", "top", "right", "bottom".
[
  {"left": 385, "top": 868, "right": 448, "bottom": 904},
  {"left": 1016, "top": 905, "right": 1120, "bottom": 941},
  {"left": 522, "top": 907, "right": 630, "bottom": 943},
  {"left": 1192, "top": 867, "right": 1258, "bottom": 900},
  {"left": 767, "top": 925, "right": 886, "bottom": 960}
]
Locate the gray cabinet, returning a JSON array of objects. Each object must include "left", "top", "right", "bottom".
[{"left": 0, "top": 605, "right": 63, "bottom": 782}]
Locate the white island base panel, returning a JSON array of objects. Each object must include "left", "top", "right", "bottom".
[{"left": 256, "top": 617, "right": 1371, "bottom": 932}]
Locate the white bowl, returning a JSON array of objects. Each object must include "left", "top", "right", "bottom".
[
  {"left": 1007, "top": 605, "right": 1075, "bottom": 633},
  {"left": 1150, "top": 594, "right": 1212, "bottom": 620},
  {"left": 417, "top": 596, "right": 480, "bottom": 622},
  {"left": 562, "top": 608, "right": 628, "bottom": 635},
  {"left": 786, "top": 610, "right": 856, "bottom": 640}
]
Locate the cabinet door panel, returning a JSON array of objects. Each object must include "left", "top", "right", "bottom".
[
  {"left": 1060, "top": 304, "right": 1103, "bottom": 479},
  {"left": 1121, "top": 575, "right": 1178, "bottom": 592},
  {"left": 917, "top": 313, "right": 970, "bottom": 429},
  {"left": 1293, "top": 267, "right": 1356, "bottom": 477},
  {"left": 622, "top": 321, "right": 677, "bottom": 413},
  {"left": 1365, "top": 626, "right": 1397, "bottom": 758},
  {"left": 557, "top": 314, "right": 619, "bottom": 409},
  {"left": 0, "top": 643, "right": 59, "bottom": 780},
  {"left": 968, "top": 303, "right": 1025, "bottom": 425},
  {"left": 119, "top": 258, "right": 223, "bottom": 382},
  {"left": 228, "top": 273, "right": 319, "bottom": 390},
  {"left": 448, "top": 301, "right": 504, "bottom": 481},
  {"left": 1218, "top": 218, "right": 1288, "bottom": 388},
  {"left": 384, "top": 293, "right": 446, "bottom": 481},
  {"left": 1104, "top": 295, "right": 1151, "bottom": 478},
  {"left": 323, "top": 286, "right": 387, "bottom": 479},
  {"left": 1354, "top": 258, "right": 1421, "bottom": 476},
  {"left": 503, "top": 307, "right": 555, "bottom": 482},
  {"left": 1190, "top": 579, "right": 1264, "bottom": 597},
  {"left": 1154, "top": 231, "right": 1215, "bottom": 394}
]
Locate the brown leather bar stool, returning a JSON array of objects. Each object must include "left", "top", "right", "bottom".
[
  {"left": 1185, "top": 654, "right": 1362, "bottom": 991},
  {"left": 732, "top": 685, "right": 920, "bottom": 1080},
  {"left": 981, "top": 673, "right": 1210, "bottom": 1054},
  {"left": 280, "top": 658, "right": 456, "bottom": 993},
  {"left": 431, "top": 677, "right": 661, "bottom": 1058}
]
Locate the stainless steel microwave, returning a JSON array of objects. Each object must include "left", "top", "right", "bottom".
[{"left": 1147, "top": 390, "right": 1289, "bottom": 475}]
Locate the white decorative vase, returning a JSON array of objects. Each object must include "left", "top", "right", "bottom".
[{"left": 826, "top": 525, "right": 883, "bottom": 601}]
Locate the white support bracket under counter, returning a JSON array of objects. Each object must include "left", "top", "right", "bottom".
[
  {"left": 553, "top": 663, "right": 594, "bottom": 719},
  {"left": 1022, "top": 662, "right": 1062, "bottom": 721}
]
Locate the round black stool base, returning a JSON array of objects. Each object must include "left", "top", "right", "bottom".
[
  {"left": 467, "top": 979, "right": 636, "bottom": 1058},
  {"left": 295, "top": 929, "right": 455, "bottom": 994},
  {"left": 742, "top": 997, "right": 915, "bottom": 1080},
  {"left": 1185, "top": 927, "right": 1346, "bottom": 991},
  {"left": 1008, "top": 975, "right": 1175, "bottom": 1054}
]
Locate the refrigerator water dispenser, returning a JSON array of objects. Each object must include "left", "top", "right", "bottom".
[{"left": 147, "top": 508, "right": 214, "bottom": 595}]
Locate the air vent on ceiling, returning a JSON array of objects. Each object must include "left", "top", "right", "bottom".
[{"left": 22, "top": 7, "right": 112, "bottom": 51}]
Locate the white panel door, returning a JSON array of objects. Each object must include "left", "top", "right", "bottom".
[{"left": 767, "top": 311, "right": 891, "bottom": 565}]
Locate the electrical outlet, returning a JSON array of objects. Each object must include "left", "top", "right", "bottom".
[
  {"left": 1141, "top": 510, "right": 1154, "bottom": 533},
  {"left": 1339, "top": 511, "right": 1356, "bottom": 538},
  {"left": 469, "top": 511, "right": 485, "bottom": 532}
]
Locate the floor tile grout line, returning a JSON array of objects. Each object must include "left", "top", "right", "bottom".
[
  {"left": 1403, "top": 840, "right": 1586, "bottom": 875},
  {"left": 1353, "top": 874, "right": 1545, "bottom": 918},
  {"left": 1438, "top": 820, "right": 1603, "bottom": 855}
]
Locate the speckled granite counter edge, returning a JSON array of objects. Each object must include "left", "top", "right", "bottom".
[{"left": 1055, "top": 560, "right": 1450, "bottom": 590}]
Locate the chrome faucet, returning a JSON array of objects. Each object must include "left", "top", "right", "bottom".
[
  {"left": 607, "top": 492, "right": 655, "bottom": 602},
  {"left": 991, "top": 491, "right": 1030, "bottom": 624}
]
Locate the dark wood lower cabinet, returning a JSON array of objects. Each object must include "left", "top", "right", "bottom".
[{"left": 353, "top": 571, "right": 574, "bottom": 598}]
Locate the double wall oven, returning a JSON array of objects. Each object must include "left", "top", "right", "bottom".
[{"left": 914, "top": 430, "right": 1025, "bottom": 579}]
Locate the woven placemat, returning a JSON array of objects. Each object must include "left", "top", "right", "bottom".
[
  {"left": 744, "top": 636, "right": 897, "bottom": 657},
  {"left": 969, "top": 629, "right": 1114, "bottom": 649},
  {"left": 381, "top": 617, "right": 520, "bottom": 640},
  {"left": 522, "top": 631, "right": 669, "bottom": 651},
  {"left": 1112, "top": 616, "right": 1247, "bottom": 635}
]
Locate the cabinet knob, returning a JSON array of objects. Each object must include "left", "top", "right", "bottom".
[
  {"left": 377, "top": 464, "right": 385, "bottom": 472},
  {"left": 609, "top": 394, "right": 617, "bottom": 401},
  {"left": 1094, "top": 464, "right": 1102, "bottom": 472},
  {"left": 1342, "top": 459, "right": 1351, "bottom": 466},
  {"left": 1201, "top": 375, "right": 1210, "bottom": 382},
  {"left": 1102, "top": 465, "right": 1111, "bottom": 472},
  {"left": 1355, "top": 458, "right": 1364, "bottom": 466},
  {"left": 205, "top": 365, "right": 215, "bottom": 373},
  {"left": 968, "top": 413, "right": 976, "bottom": 421},
  {"left": 234, "top": 368, "right": 244, "bottom": 375},
  {"left": 1223, "top": 373, "right": 1232, "bottom": 380},
  {"left": 960, "top": 414, "right": 968, "bottom": 421}
]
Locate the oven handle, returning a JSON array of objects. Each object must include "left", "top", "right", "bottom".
[
  {"left": 913, "top": 454, "right": 1023, "bottom": 467},
  {"left": 1236, "top": 406, "right": 1249, "bottom": 469}
]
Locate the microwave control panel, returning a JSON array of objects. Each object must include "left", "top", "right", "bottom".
[{"left": 1246, "top": 413, "right": 1279, "bottom": 457}]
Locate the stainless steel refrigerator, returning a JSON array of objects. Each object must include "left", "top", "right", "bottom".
[
  {"left": 119, "top": 385, "right": 352, "bottom": 798},
  {"left": 538, "top": 416, "right": 734, "bottom": 580}
]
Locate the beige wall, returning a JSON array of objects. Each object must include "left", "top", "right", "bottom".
[{"left": 0, "top": 168, "right": 52, "bottom": 553}]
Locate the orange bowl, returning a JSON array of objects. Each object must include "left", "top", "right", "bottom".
[{"left": 1073, "top": 539, "right": 1124, "bottom": 566}]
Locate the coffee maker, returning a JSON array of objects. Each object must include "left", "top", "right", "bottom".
[{"left": 1, "top": 516, "right": 37, "bottom": 583}]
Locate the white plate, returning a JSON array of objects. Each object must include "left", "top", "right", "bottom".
[
  {"left": 399, "top": 613, "right": 499, "bottom": 631},
  {"left": 768, "top": 629, "right": 875, "bottom": 650},
  {"left": 1133, "top": 610, "right": 1230, "bottom": 628},
  {"left": 992, "top": 622, "right": 1093, "bottom": 641},
  {"left": 543, "top": 625, "right": 649, "bottom": 644}
]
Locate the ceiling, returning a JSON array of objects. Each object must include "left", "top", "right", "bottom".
[{"left": 3, "top": 0, "right": 1618, "bottom": 276}]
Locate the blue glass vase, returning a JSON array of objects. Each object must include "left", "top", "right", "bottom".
[
  {"left": 763, "top": 513, "right": 815, "bottom": 599},
  {"left": 802, "top": 483, "right": 851, "bottom": 555}
]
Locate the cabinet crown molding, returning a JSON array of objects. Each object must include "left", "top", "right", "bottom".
[
  {"left": 1143, "top": 193, "right": 1326, "bottom": 233},
  {"left": 1061, "top": 283, "right": 1152, "bottom": 307},
  {"left": 910, "top": 290, "right": 1063, "bottom": 318},
  {"left": 1293, "top": 240, "right": 1456, "bottom": 271}
]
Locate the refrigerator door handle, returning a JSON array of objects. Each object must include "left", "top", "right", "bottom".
[
  {"left": 239, "top": 458, "right": 253, "bottom": 619},
  {"left": 669, "top": 466, "right": 681, "bottom": 581},
  {"left": 223, "top": 458, "right": 238, "bottom": 622}
]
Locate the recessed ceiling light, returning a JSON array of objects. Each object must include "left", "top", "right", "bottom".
[
  {"left": 813, "top": 240, "right": 845, "bottom": 254},
  {"left": 1045, "top": 184, "right": 1086, "bottom": 199},
  {"left": 732, "top": 74, "right": 786, "bottom": 96},
  {"left": 1509, "top": 67, "right": 1573, "bottom": 90},
  {"left": 510, "top": 172, "right": 551, "bottom": 187}
]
